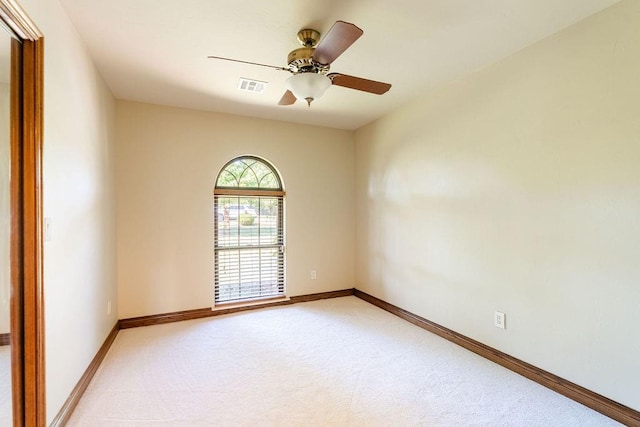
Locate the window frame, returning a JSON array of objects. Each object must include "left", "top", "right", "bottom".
[{"left": 213, "top": 156, "right": 286, "bottom": 306}]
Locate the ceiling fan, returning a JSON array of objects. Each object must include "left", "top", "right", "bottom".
[{"left": 208, "top": 21, "right": 392, "bottom": 107}]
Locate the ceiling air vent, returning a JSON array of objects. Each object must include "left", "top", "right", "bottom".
[{"left": 237, "top": 78, "right": 267, "bottom": 94}]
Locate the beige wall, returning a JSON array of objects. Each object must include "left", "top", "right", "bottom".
[
  {"left": 0, "top": 83, "right": 8, "bottom": 335},
  {"left": 116, "top": 101, "right": 355, "bottom": 318},
  {"left": 20, "top": 0, "right": 118, "bottom": 422},
  {"left": 355, "top": 0, "right": 640, "bottom": 411}
]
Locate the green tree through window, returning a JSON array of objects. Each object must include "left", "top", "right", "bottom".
[{"left": 216, "top": 157, "right": 281, "bottom": 189}]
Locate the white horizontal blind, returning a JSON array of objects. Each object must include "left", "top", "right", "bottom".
[{"left": 214, "top": 195, "right": 284, "bottom": 303}]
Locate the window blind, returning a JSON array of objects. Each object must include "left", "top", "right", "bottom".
[{"left": 214, "top": 195, "right": 284, "bottom": 304}]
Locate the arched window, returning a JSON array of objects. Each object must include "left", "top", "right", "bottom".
[{"left": 214, "top": 156, "right": 285, "bottom": 304}]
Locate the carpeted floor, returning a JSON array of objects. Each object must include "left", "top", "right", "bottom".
[
  {"left": 68, "top": 296, "right": 620, "bottom": 426},
  {"left": 0, "top": 345, "right": 11, "bottom": 425}
]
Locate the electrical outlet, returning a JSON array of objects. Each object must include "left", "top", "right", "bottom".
[
  {"left": 494, "top": 311, "right": 506, "bottom": 329},
  {"left": 311, "top": 270, "right": 317, "bottom": 280},
  {"left": 107, "top": 300, "right": 112, "bottom": 315}
]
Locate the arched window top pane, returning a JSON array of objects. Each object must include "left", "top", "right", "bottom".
[{"left": 216, "top": 156, "right": 282, "bottom": 190}]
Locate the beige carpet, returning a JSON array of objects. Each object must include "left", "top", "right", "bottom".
[
  {"left": 68, "top": 296, "right": 620, "bottom": 426},
  {"left": 0, "top": 345, "right": 11, "bottom": 425}
]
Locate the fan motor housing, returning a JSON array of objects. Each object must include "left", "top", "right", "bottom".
[{"left": 287, "top": 47, "right": 329, "bottom": 74}]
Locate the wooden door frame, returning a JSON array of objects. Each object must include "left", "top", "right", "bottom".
[{"left": 2, "top": 1, "right": 45, "bottom": 425}]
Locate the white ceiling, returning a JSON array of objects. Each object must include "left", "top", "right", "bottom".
[{"left": 58, "top": 0, "right": 621, "bottom": 130}]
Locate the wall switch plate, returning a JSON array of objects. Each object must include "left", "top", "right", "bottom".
[
  {"left": 495, "top": 311, "right": 506, "bottom": 329},
  {"left": 107, "top": 300, "right": 112, "bottom": 315}
]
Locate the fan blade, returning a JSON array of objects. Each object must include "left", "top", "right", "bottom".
[
  {"left": 207, "top": 55, "right": 289, "bottom": 72},
  {"left": 278, "top": 90, "right": 297, "bottom": 105},
  {"left": 312, "top": 21, "right": 363, "bottom": 65},
  {"left": 328, "top": 73, "right": 391, "bottom": 95}
]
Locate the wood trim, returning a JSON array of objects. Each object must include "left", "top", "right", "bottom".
[
  {"left": 0, "top": 333, "right": 9, "bottom": 346},
  {"left": 290, "top": 289, "right": 354, "bottom": 303},
  {"left": 9, "top": 36, "right": 24, "bottom": 427},
  {"left": 4, "top": 2, "right": 44, "bottom": 425},
  {"left": 213, "top": 188, "right": 286, "bottom": 197},
  {"left": 212, "top": 296, "right": 291, "bottom": 311},
  {"left": 49, "top": 322, "right": 120, "bottom": 427},
  {"left": 21, "top": 37, "right": 44, "bottom": 427},
  {"left": 353, "top": 289, "right": 640, "bottom": 426},
  {"left": 120, "top": 289, "right": 355, "bottom": 329},
  {"left": 0, "top": 0, "right": 42, "bottom": 40}
]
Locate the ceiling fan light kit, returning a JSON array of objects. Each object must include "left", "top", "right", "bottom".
[
  {"left": 285, "top": 73, "right": 331, "bottom": 106},
  {"left": 208, "top": 20, "right": 391, "bottom": 107}
]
